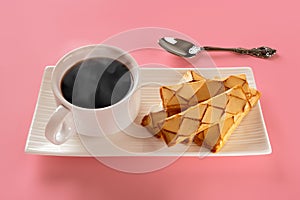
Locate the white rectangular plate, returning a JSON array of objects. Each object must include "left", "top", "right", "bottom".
[{"left": 25, "top": 66, "right": 271, "bottom": 156}]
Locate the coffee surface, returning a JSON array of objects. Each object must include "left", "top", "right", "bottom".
[{"left": 61, "top": 57, "right": 132, "bottom": 109}]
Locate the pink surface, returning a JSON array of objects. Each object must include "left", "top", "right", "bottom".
[{"left": 0, "top": 0, "right": 299, "bottom": 199}]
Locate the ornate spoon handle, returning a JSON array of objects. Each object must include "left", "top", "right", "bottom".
[{"left": 202, "top": 46, "right": 277, "bottom": 58}]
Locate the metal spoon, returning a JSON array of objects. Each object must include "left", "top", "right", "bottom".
[{"left": 158, "top": 37, "right": 276, "bottom": 59}]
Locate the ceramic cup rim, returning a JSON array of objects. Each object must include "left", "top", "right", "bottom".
[{"left": 51, "top": 44, "right": 140, "bottom": 111}]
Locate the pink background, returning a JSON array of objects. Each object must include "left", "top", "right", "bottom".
[{"left": 1, "top": 0, "right": 299, "bottom": 199}]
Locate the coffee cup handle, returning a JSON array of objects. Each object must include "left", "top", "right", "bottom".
[{"left": 45, "top": 105, "right": 76, "bottom": 145}]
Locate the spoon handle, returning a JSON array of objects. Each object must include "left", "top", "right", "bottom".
[{"left": 203, "top": 46, "right": 276, "bottom": 59}]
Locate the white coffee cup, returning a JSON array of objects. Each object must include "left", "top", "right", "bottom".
[{"left": 45, "top": 44, "right": 140, "bottom": 145}]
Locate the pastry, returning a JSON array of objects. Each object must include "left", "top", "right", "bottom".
[
  {"left": 160, "top": 74, "right": 250, "bottom": 114},
  {"left": 162, "top": 86, "right": 260, "bottom": 152},
  {"left": 141, "top": 70, "right": 261, "bottom": 153}
]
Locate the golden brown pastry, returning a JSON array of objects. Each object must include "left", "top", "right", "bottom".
[
  {"left": 141, "top": 70, "right": 261, "bottom": 153},
  {"left": 180, "top": 70, "right": 206, "bottom": 82},
  {"left": 141, "top": 110, "right": 167, "bottom": 138},
  {"left": 160, "top": 74, "right": 250, "bottom": 114}
]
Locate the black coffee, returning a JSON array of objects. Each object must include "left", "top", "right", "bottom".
[{"left": 61, "top": 57, "right": 132, "bottom": 109}]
